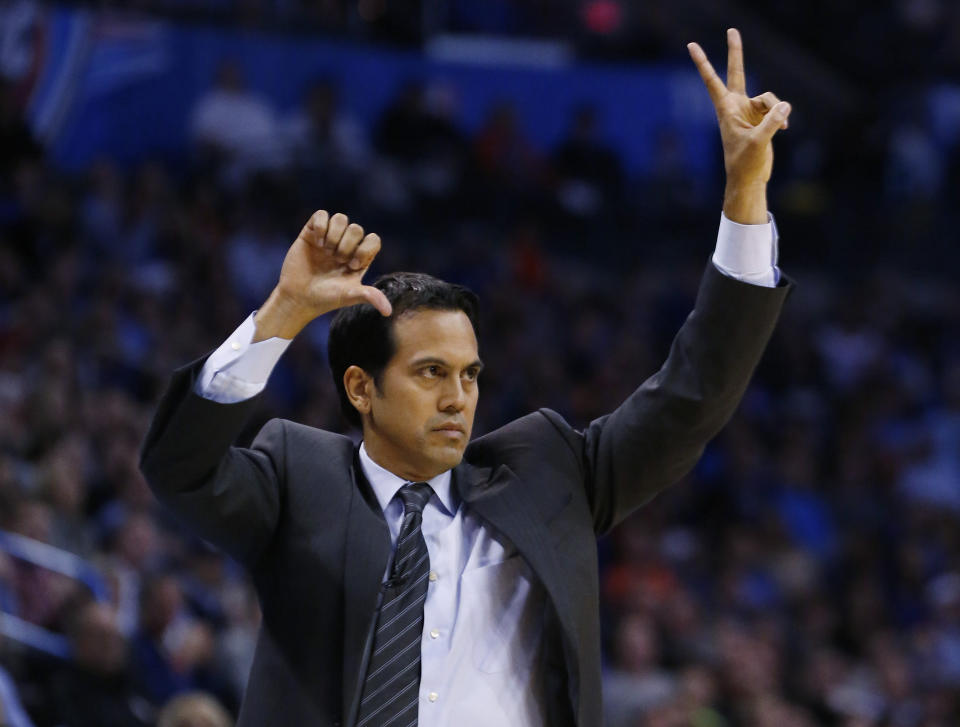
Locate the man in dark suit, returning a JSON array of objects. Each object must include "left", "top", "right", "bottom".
[{"left": 140, "top": 30, "right": 793, "bottom": 727}]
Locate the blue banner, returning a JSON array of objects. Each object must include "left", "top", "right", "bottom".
[{"left": 3, "top": 3, "right": 719, "bottom": 175}]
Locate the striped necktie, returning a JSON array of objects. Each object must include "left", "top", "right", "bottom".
[{"left": 356, "top": 481, "right": 433, "bottom": 727}]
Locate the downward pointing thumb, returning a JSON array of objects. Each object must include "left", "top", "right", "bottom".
[{"left": 360, "top": 286, "right": 393, "bottom": 317}]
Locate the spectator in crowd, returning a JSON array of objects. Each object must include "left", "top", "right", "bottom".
[
  {"left": 190, "top": 62, "right": 286, "bottom": 186},
  {"left": 5, "top": 499, "right": 76, "bottom": 629},
  {"left": 284, "top": 79, "right": 371, "bottom": 177},
  {"left": 551, "top": 105, "right": 624, "bottom": 220},
  {"left": 373, "top": 80, "right": 432, "bottom": 163},
  {"left": 374, "top": 80, "right": 471, "bottom": 217},
  {"left": 129, "top": 575, "right": 219, "bottom": 708},
  {"left": 603, "top": 612, "right": 676, "bottom": 726},
  {"left": 157, "top": 691, "right": 232, "bottom": 727},
  {"left": 0, "top": 79, "right": 42, "bottom": 197},
  {"left": 41, "top": 600, "right": 151, "bottom": 727},
  {"left": 472, "top": 101, "right": 544, "bottom": 217}
]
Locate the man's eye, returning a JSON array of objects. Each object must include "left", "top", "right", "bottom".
[
  {"left": 423, "top": 366, "right": 442, "bottom": 378},
  {"left": 463, "top": 369, "right": 479, "bottom": 381}
]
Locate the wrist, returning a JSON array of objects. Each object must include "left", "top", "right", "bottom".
[
  {"left": 723, "top": 180, "right": 768, "bottom": 225},
  {"left": 253, "top": 288, "right": 321, "bottom": 342}
]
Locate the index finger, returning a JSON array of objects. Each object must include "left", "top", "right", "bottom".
[
  {"left": 687, "top": 42, "right": 727, "bottom": 105},
  {"left": 299, "top": 209, "right": 330, "bottom": 248}
]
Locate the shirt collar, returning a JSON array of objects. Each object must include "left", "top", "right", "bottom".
[{"left": 358, "top": 442, "right": 457, "bottom": 516}]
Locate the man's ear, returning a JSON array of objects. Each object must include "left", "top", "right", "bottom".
[{"left": 343, "top": 366, "right": 374, "bottom": 417}]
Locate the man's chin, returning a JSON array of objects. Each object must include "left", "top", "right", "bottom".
[{"left": 427, "top": 443, "right": 466, "bottom": 472}]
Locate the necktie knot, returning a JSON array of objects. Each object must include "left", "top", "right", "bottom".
[{"left": 399, "top": 482, "right": 433, "bottom": 514}]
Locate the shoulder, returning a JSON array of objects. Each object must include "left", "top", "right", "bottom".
[
  {"left": 465, "top": 408, "right": 583, "bottom": 473},
  {"left": 253, "top": 419, "right": 356, "bottom": 467},
  {"left": 469, "top": 408, "right": 568, "bottom": 446}
]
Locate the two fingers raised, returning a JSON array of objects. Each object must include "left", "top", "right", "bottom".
[
  {"left": 687, "top": 40, "right": 727, "bottom": 105},
  {"left": 725, "top": 27, "right": 746, "bottom": 96},
  {"left": 687, "top": 29, "right": 791, "bottom": 139},
  {"left": 686, "top": 28, "right": 750, "bottom": 103}
]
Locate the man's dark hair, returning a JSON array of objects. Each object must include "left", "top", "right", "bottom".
[{"left": 328, "top": 272, "right": 480, "bottom": 427}]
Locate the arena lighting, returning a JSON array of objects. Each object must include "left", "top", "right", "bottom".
[{"left": 425, "top": 34, "right": 573, "bottom": 69}]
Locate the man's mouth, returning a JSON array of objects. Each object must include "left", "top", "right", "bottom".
[{"left": 433, "top": 424, "right": 465, "bottom": 436}]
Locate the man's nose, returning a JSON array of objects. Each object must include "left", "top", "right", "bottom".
[{"left": 439, "top": 377, "right": 467, "bottom": 411}]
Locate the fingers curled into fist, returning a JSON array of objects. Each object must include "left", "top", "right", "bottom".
[
  {"left": 751, "top": 91, "right": 789, "bottom": 130},
  {"left": 299, "top": 210, "right": 381, "bottom": 274},
  {"left": 337, "top": 223, "right": 364, "bottom": 264},
  {"left": 325, "top": 212, "right": 347, "bottom": 251},
  {"left": 303, "top": 209, "right": 330, "bottom": 246},
  {"left": 351, "top": 232, "right": 381, "bottom": 271}
]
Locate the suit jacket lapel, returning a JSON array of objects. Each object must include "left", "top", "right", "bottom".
[
  {"left": 342, "top": 458, "right": 391, "bottom": 726},
  {"left": 454, "top": 460, "right": 570, "bottom": 577},
  {"left": 454, "top": 461, "right": 580, "bottom": 707}
]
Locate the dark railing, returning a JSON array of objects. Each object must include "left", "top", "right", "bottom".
[{"left": 0, "top": 529, "right": 110, "bottom": 659}]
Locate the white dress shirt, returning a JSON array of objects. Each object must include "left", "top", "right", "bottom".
[
  {"left": 356, "top": 443, "right": 548, "bottom": 725},
  {"left": 194, "top": 213, "right": 780, "bottom": 724}
]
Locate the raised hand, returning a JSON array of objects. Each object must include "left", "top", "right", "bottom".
[
  {"left": 253, "top": 210, "right": 392, "bottom": 341},
  {"left": 687, "top": 28, "right": 791, "bottom": 223}
]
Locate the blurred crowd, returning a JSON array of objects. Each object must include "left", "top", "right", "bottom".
[
  {"left": 57, "top": 0, "right": 960, "bottom": 74},
  {"left": 2, "top": 15, "right": 960, "bottom": 727}
]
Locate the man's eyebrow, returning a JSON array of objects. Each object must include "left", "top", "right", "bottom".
[{"left": 410, "top": 356, "right": 485, "bottom": 371}]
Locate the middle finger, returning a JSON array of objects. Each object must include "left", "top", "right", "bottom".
[
  {"left": 726, "top": 28, "right": 746, "bottom": 95},
  {"left": 325, "top": 213, "right": 349, "bottom": 251}
]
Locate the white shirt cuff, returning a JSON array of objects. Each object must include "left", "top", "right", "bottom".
[
  {"left": 712, "top": 212, "right": 780, "bottom": 288},
  {"left": 195, "top": 312, "right": 293, "bottom": 403}
]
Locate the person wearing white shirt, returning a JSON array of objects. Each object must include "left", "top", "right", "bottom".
[{"left": 141, "top": 29, "right": 793, "bottom": 727}]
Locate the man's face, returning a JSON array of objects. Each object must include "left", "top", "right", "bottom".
[
  {"left": 73, "top": 603, "right": 127, "bottom": 676},
  {"left": 361, "top": 308, "right": 482, "bottom": 481}
]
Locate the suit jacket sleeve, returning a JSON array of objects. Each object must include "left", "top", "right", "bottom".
[
  {"left": 139, "top": 356, "right": 284, "bottom": 567},
  {"left": 541, "top": 262, "right": 792, "bottom": 536}
]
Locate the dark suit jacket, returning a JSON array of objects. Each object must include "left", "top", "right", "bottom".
[{"left": 140, "top": 263, "right": 791, "bottom": 727}]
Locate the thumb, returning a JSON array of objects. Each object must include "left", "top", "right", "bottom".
[
  {"left": 757, "top": 101, "right": 791, "bottom": 141},
  {"left": 357, "top": 285, "right": 393, "bottom": 317}
]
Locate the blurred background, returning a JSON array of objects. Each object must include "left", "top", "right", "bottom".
[{"left": 1, "top": 1, "right": 960, "bottom": 726}]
